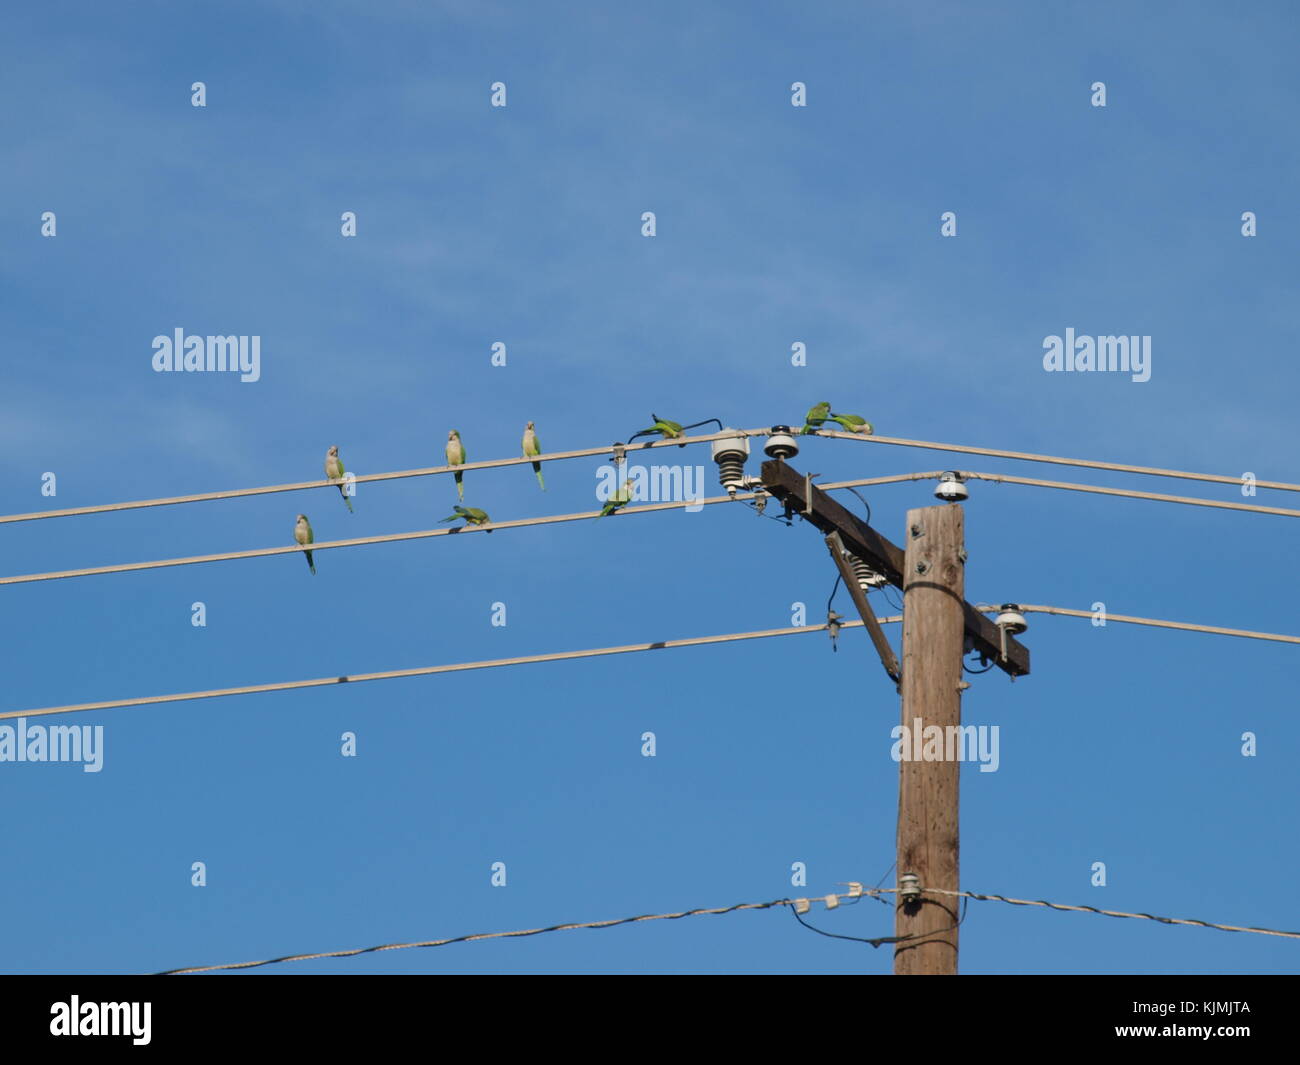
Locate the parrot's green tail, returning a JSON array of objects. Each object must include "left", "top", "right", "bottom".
[
  {"left": 533, "top": 462, "right": 545, "bottom": 490},
  {"left": 454, "top": 471, "right": 464, "bottom": 501},
  {"left": 340, "top": 487, "right": 354, "bottom": 513},
  {"left": 304, "top": 550, "right": 316, "bottom": 575}
]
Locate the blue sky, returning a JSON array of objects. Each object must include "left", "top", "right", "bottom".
[{"left": 1, "top": 0, "right": 1297, "bottom": 974}]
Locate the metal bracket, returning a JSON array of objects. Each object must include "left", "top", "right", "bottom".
[{"left": 804, "top": 472, "right": 819, "bottom": 516}]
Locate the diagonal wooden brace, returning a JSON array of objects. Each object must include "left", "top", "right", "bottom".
[{"left": 824, "top": 532, "right": 902, "bottom": 685}]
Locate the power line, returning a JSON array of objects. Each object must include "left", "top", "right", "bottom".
[
  {"left": 0, "top": 474, "right": 929, "bottom": 588},
  {"left": 818, "top": 428, "right": 1300, "bottom": 494},
  {"left": 6, "top": 463, "right": 1293, "bottom": 590},
  {"left": 155, "top": 882, "right": 1300, "bottom": 973},
  {"left": 994, "top": 604, "right": 1300, "bottom": 647},
  {"left": 961, "top": 470, "right": 1300, "bottom": 519},
  {"left": 6, "top": 424, "right": 1296, "bottom": 529},
  {"left": 926, "top": 888, "right": 1300, "bottom": 940},
  {"left": 844, "top": 466, "right": 1299, "bottom": 519},
  {"left": 0, "top": 617, "right": 879, "bottom": 721},
  {"left": 156, "top": 887, "right": 875, "bottom": 974},
  {"left": 5, "top": 602, "right": 1297, "bottom": 722},
  {"left": 0, "top": 428, "right": 767, "bottom": 526}
]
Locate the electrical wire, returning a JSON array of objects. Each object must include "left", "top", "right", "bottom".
[
  {"left": 7, "top": 602, "right": 1298, "bottom": 722},
  {"left": 790, "top": 905, "right": 898, "bottom": 948},
  {"left": 827, "top": 467, "right": 1300, "bottom": 519},
  {"left": 814, "top": 429, "right": 1300, "bottom": 495},
  {"left": 871, "top": 862, "right": 897, "bottom": 904},
  {"left": 959, "top": 470, "right": 1300, "bottom": 519},
  {"left": 827, "top": 465, "right": 1299, "bottom": 520},
  {"left": 9, "top": 420, "right": 1294, "bottom": 529},
  {"left": 859, "top": 896, "right": 970, "bottom": 952},
  {"left": 0, "top": 617, "right": 881, "bottom": 721},
  {"left": 6, "top": 462, "right": 1293, "bottom": 591},
  {"left": 0, "top": 474, "right": 933, "bottom": 588},
  {"left": 975, "top": 603, "right": 1300, "bottom": 647},
  {"left": 926, "top": 888, "right": 1300, "bottom": 940},
  {"left": 0, "top": 428, "right": 765, "bottom": 527},
  {"left": 157, "top": 889, "right": 874, "bottom": 974},
  {"left": 962, "top": 654, "right": 996, "bottom": 675},
  {"left": 15, "top": 462, "right": 1297, "bottom": 592},
  {"left": 156, "top": 882, "right": 1300, "bottom": 973},
  {"left": 832, "top": 485, "right": 873, "bottom": 524}
]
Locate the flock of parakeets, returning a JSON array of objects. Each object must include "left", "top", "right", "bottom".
[{"left": 293, "top": 406, "right": 872, "bottom": 574}]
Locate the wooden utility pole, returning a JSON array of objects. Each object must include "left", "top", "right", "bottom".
[
  {"left": 894, "top": 504, "right": 965, "bottom": 975},
  {"left": 758, "top": 459, "right": 1028, "bottom": 976}
]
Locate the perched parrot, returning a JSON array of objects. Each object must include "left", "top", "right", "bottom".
[
  {"left": 294, "top": 514, "right": 316, "bottom": 575},
  {"left": 637, "top": 414, "right": 684, "bottom": 441},
  {"left": 522, "top": 421, "right": 544, "bottom": 490},
  {"left": 445, "top": 429, "right": 466, "bottom": 501},
  {"left": 599, "top": 480, "right": 633, "bottom": 518},
  {"left": 324, "top": 445, "right": 354, "bottom": 512},
  {"left": 439, "top": 505, "right": 491, "bottom": 528},
  {"left": 802, "top": 401, "right": 831, "bottom": 434},
  {"left": 829, "top": 412, "right": 874, "bottom": 434}
]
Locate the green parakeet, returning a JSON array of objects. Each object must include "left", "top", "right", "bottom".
[
  {"left": 294, "top": 514, "right": 316, "bottom": 575},
  {"left": 522, "top": 421, "right": 544, "bottom": 490},
  {"left": 802, "top": 401, "right": 831, "bottom": 434},
  {"left": 636, "top": 414, "right": 684, "bottom": 441},
  {"left": 324, "top": 445, "right": 354, "bottom": 512},
  {"left": 445, "top": 429, "right": 466, "bottom": 501},
  {"left": 599, "top": 480, "right": 633, "bottom": 518},
  {"left": 829, "top": 412, "right": 874, "bottom": 434},
  {"left": 439, "top": 505, "right": 491, "bottom": 528}
]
